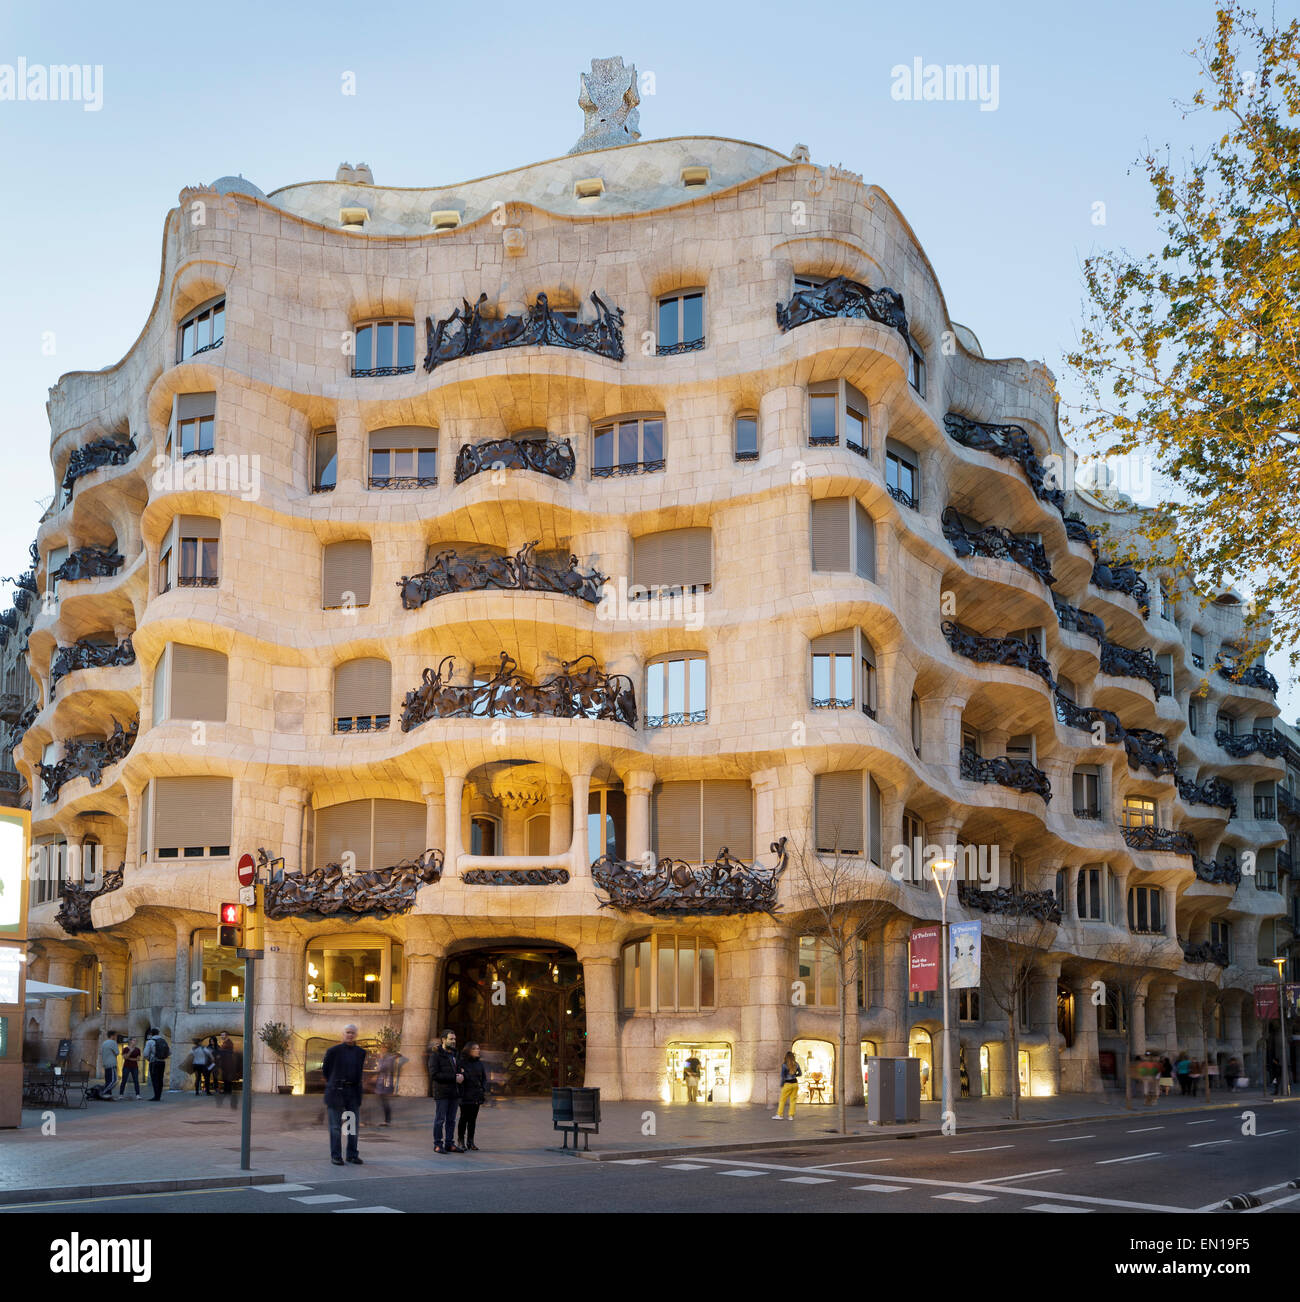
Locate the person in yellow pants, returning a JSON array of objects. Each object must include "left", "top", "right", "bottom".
[{"left": 774, "top": 1051, "right": 801, "bottom": 1119}]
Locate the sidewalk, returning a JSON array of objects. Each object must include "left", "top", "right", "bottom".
[{"left": 2, "top": 1086, "right": 1293, "bottom": 1201}]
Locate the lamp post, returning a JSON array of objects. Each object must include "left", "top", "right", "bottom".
[
  {"left": 1271, "top": 957, "right": 1292, "bottom": 1098},
  {"left": 932, "top": 856, "right": 956, "bottom": 1124}
]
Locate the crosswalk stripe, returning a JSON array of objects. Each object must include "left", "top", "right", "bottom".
[
  {"left": 291, "top": 1194, "right": 355, "bottom": 1205},
  {"left": 717, "top": 1170, "right": 764, "bottom": 1178},
  {"left": 663, "top": 1163, "right": 709, "bottom": 1170},
  {"left": 335, "top": 1205, "right": 403, "bottom": 1213},
  {"left": 251, "top": 1183, "right": 313, "bottom": 1192},
  {"left": 1096, "top": 1152, "right": 1160, "bottom": 1165},
  {"left": 782, "top": 1177, "right": 832, "bottom": 1184},
  {"left": 853, "top": 1183, "right": 907, "bottom": 1193},
  {"left": 1027, "top": 1203, "right": 1092, "bottom": 1213},
  {"left": 608, "top": 1159, "right": 658, "bottom": 1165}
]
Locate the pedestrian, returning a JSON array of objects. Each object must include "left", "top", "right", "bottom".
[
  {"left": 216, "top": 1034, "right": 237, "bottom": 1107},
  {"left": 773, "top": 1049, "right": 801, "bottom": 1120},
  {"left": 99, "top": 1031, "right": 119, "bottom": 1100},
  {"left": 372, "top": 1046, "right": 406, "bottom": 1127},
  {"left": 1175, "top": 1052, "right": 1191, "bottom": 1096},
  {"left": 456, "top": 1043, "right": 487, "bottom": 1151},
  {"left": 119, "top": 1036, "right": 141, "bottom": 1098},
  {"left": 190, "top": 1040, "right": 211, "bottom": 1095},
  {"left": 1158, "top": 1056, "right": 1173, "bottom": 1097},
  {"left": 322, "top": 1023, "right": 366, "bottom": 1166},
  {"left": 1206, "top": 1059, "right": 1219, "bottom": 1093},
  {"left": 683, "top": 1054, "right": 702, "bottom": 1103},
  {"left": 430, "top": 1030, "right": 463, "bottom": 1153},
  {"left": 1138, "top": 1054, "right": 1159, "bottom": 1106},
  {"left": 1189, "top": 1059, "right": 1203, "bottom": 1097},
  {"left": 1226, "top": 1057, "right": 1241, "bottom": 1092},
  {"left": 143, "top": 1027, "right": 171, "bottom": 1100},
  {"left": 1268, "top": 1053, "right": 1281, "bottom": 1095}
]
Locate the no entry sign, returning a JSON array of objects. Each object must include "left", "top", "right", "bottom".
[{"left": 237, "top": 853, "right": 256, "bottom": 887}]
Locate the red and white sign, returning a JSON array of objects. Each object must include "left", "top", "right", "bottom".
[
  {"left": 909, "top": 926, "right": 940, "bottom": 993},
  {"left": 237, "top": 853, "right": 256, "bottom": 887}
]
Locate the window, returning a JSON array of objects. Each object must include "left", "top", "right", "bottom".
[
  {"left": 44, "top": 544, "right": 68, "bottom": 599},
  {"left": 322, "top": 540, "right": 372, "bottom": 609},
  {"left": 1076, "top": 865, "right": 1110, "bottom": 921},
  {"left": 807, "top": 380, "right": 870, "bottom": 458},
  {"left": 1008, "top": 853, "right": 1026, "bottom": 890},
  {"left": 1018, "top": 984, "right": 1031, "bottom": 1031},
  {"left": 179, "top": 534, "right": 219, "bottom": 587},
  {"left": 158, "top": 516, "right": 220, "bottom": 592},
  {"left": 470, "top": 815, "right": 499, "bottom": 856},
  {"left": 962, "top": 723, "right": 980, "bottom": 756},
  {"left": 656, "top": 289, "right": 705, "bottom": 354},
  {"left": 153, "top": 643, "right": 228, "bottom": 723},
  {"left": 1128, "top": 885, "right": 1164, "bottom": 934},
  {"left": 313, "top": 430, "right": 338, "bottom": 492},
  {"left": 958, "top": 988, "right": 981, "bottom": 1022},
  {"left": 1122, "top": 796, "right": 1156, "bottom": 829},
  {"left": 1073, "top": 768, "right": 1101, "bottom": 819},
  {"left": 1256, "top": 848, "right": 1278, "bottom": 892},
  {"left": 798, "top": 935, "right": 839, "bottom": 1007},
  {"left": 1006, "top": 733, "right": 1035, "bottom": 764},
  {"left": 621, "top": 934, "right": 716, "bottom": 1011},
  {"left": 907, "top": 335, "right": 926, "bottom": 396},
  {"left": 810, "top": 497, "right": 875, "bottom": 580},
  {"left": 1159, "top": 582, "right": 1173, "bottom": 621},
  {"left": 734, "top": 412, "right": 759, "bottom": 461},
  {"left": 885, "top": 440, "right": 919, "bottom": 509},
  {"left": 1189, "top": 699, "right": 1199, "bottom": 736},
  {"left": 315, "top": 798, "right": 425, "bottom": 871},
  {"left": 901, "top": 809, "right": 926, "bottom": 886},
  {"left": 1157, "top": 653, "right": 1174, "bottom": 698},
  {"left": 526, "top": 813, "right": 550, "bottom": 856},
  {"left": 166, "top": 393, "right": 216, "bottom": 459},
  {"left": 646, "top": 655, "right": 707, "bottom": 727},
  {"left": 177, "top": 298, "right": 225, "bottom": 362},
  {"left": 1254, "top": 781, "right": 1276, "bottom": 820},
  {"left": 1211, "top": 920, "right": 1231, "bottom": 962},
  {"left": 911, "top": 694, "right": 922, "bottom": 756},
  {"left": 149, "top": 776, "right": 232, "bottom": 859},
  {"left": 191, "top": 930, "right": 242, "bottom": 1005},
  {"left": 587, "top": 787, "right": 627, "bottom": 862},
  {"left": 593, "top": 415, "right": 664, "bottom": 477},
  {"left": 306, "top": 934, "right": 403, "bottom": 1007},
  {"left": 1099, "top": 986, "right": 1128, "bottom": 1032},
  {"left": 333, "top": 658, "right": 391, "bottom": 733},
  {"left": 352, "top": 319, "right": 416, "bottom": 377},
  {"left": 793, "top": 273, "right": 826, "bottom": 293},
  {"left": 631, "top": 527, "right": 712, "bottom": 598},
  {"left": 810, "top": 628, "right": 876, "bottom": 717},
  {"left": 1190, "top": 631, "right": 1205, "bottom": 670},
  {"left": 813, "top": 770, "right": 882, "bottom": 863},
  {"left": 368, "top": 426, "right": 437, "bottom": 489},
  {"left": 31, "top": 836, "right": 66, "bottom": 905},
  {"left": 653, "top": 779, "right": 754, "bottom": 863}
]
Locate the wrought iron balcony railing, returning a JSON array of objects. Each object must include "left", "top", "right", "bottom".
[
  {"left": 1216, "top": 661, "right": 1280, "bottom": 694},
  {"left": 941, "top": 413, "right": 1066, "bottom": 514},
  {"left": 886, "top": 483, "right": 918, "bottom": 509},
  {"left": 1054, "top": 692, "right": 1122, "bottom": 742},
  {"left": 333, "top": 715, "right": 391, "bottom": 734},
  {"left": 49, "top": 636, "right": 136, "bottom": 695},
  {"left": 942, "top": 508, "right": 1056, "bottom": 586},
  {"left": 942, "top": 621, "right": 1055, "bottom": 688},
  {"left": 593, "top": 838, "right": 789, "bottom": 916},
  {"left": 645, "top": 710, "right": 708, "bottom": 729},
  {"left": 1255, "top": 795, "right": 1277, "bottom": 820},
  {"left": 1091, "top": 558, "right": 1151, "bottom": 616},
  {"left": 957, "top": 880, "right": 1062, "bottom": 925},
  {"left": 959, "top": 746, "right": 1052, "bottom": 802},
  {"left": 37, "top": 716, "right": 138, "bottom": 803},
  {"left": 1074, "top": 805, "right": 1102, "bottom": 820},
  {"left": 1099, "top": 640, "right": 1164, "bottom": 696},
  {"left": 176, "top": 575, "right": 219, "bottom": 589},
  {"left": 656, "top": 337, "right": 706, "bottom": 356},
  {"left": 6, "top": 702, "right": 37, "bottom": 751},
  {"left": 591, "top": 458, "right": 666, "bottom": 478},
  {"left": 352, "top": 364, "right": 415, "bottom": 378},
  {"left": 1175, "top": 775, "right": 1237, "bottom": 817},
  {"left": 1182, "top": 940, "right": 1230, "bottom": 967},
  {"left": 454, "top": 436, "right": 576, "bottom": 484},
  {"left": 1279, "top": 787, "right": 1300, "bottom": 820},
  {"left": 1054, "top": 599, "right": 1106, "bottom": 643},
  {"left": 0, "top": 770, "right": 20, "bottom": 792},
  {"left": 265, "top": 848, "right": 444, "bottom": 921},
  {"left": 1122, "top": 727, "right": 1178, "bottom": 778},
  {"left": 776, "top": 275, "right": 909, "bottom": 343},
  {"left": 51, "top": 545, "right": 125, "bottom": 584},
  {"left": 368, "top": 475, "right": 437, "bottom": 490},
  {"left": 0, "top": 693, "right": 21, "bottom": 724},
  {"left": 1216, "top": 729, "right": 1285, "bottom": 760},
  {"left": 1121, "top": 824, "right": 1195, "bottom": 855},
  {"left": 62, "top": 435, "right": 137, "bottom": 504},
  {"left": 1063, "top": 514, "right": 1096, "bottom": 547},
  {"left": 1192, "top": 852, "right": 1241, "bottom": 885},
  {"left": 54, "top": 861, "right": 125, "bottom": 934},
  {"left": 397, "top": 541, "right": 607, "bottom": 610}
]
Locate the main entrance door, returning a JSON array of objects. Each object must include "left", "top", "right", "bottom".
[{"left": 442, "top": 946, "right": 585, "bottom": 1095}]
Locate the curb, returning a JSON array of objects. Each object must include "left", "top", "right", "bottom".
[{"left": 0, "top": 1173, "right": 286, "bottom": 1206}]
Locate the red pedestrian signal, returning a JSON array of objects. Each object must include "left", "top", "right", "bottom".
[{"left": 219, "top": 902, "right": 242, "bottom": 948}]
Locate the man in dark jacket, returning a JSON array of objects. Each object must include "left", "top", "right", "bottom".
[
  {"left": 323, "top": 1024, "right": 367, "bottom": 1166},
  {"left": 456, "top": 1042, "right": 488, "bottom": 1151},
  {"left": 429, "top": 1029, "right": 463, "bottom": 1154}
]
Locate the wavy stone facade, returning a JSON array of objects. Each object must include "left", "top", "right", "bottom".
[{"left": 15, "top": 111, "right": 1290, "bottom": 1103}]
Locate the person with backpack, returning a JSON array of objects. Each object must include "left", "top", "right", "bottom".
[
  {"left": 190, "top": 1040, "right": 212, "bottom": 1095},
  {"left": 99, "top": 1032, "right": 119, "bottom": 1100},
  {"left": 118, "top": 1036, "right": 142, "bottom": 1098},
  {"left": 143, "top": 1027, "right": 171, "bottom": 1100}
]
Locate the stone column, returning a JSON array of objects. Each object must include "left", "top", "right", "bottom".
[
  {"left": 1067, "top": 972, "right": 1103, "bottom": 1092},
  {"left": 101, "top": 953, "right": 128, "bottom": 1018},
  {"left": 443, "top": 771, "right": 465, "bottom": 874},
  {"left": 42, "top": 953, "right": 78, "bottom": 1061},
  {"left": 569, "top": 771, "right": 591, "bottom": 877},
  {"left": 422, "top": 780, "right": 445, "bottom": 855},
  {"left": 256, "top": 930, "right": 297, "bottom": 1093},
  {"left": 398, "top": 946, "right": 446, "bottom": 1097},
  {"left": 623, "top": 769, "right": 655, "bottom": 864},
  {"left": 548, "top": 782, "right": 572, "bottom": 856},
  {"left": 576, "top": 943, "right": 623, "bottom": 1100},
  {"left": 277, "top": 787, "right": 307, "bottom": 876},
  {"left": 1131, "top": 982, "right": 1149, "bottom": 1055},
  {"left": 1030, "top": 957, "right": 1062, "bottom": 1094},
  {"left": 879, "top": 917, "right": 912, "bottom": 1057},
  {"left": 751, "top": 768, "right": 780, "bottom": 855},
  {"left": 734, "top": 923, "right": 795, "bottom": 1106}
]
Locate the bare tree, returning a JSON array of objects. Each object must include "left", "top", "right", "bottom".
[{"left": 1185, "top": 958, "right": 1228, "bottom": 1101}]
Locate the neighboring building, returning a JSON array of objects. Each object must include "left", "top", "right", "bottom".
[
  {"left": 0, "top": 548, "right": 39, "bottom": 811},
  {"left": 13, "top": 59, "right": 1290, "bottom": 1102}
]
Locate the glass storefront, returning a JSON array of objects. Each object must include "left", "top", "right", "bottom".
[
  {"left": 980, "top": 1044, "right": 991, "bottom": 1095},
  {"left": 305, "top": 934, "right": 403, "bottom": 1006},
  {"left": 666, "top": 1042, "right": 731, "bottom": 1103},
  {"left": 860, "top": 1040, "right": 878, "bottom": 1105},
  {"left": 910, "top": 1029, "right": 933, "bottom": 1100},
  {"left": 792, "top": 1037, "right": 834, "bottom": 1103}
]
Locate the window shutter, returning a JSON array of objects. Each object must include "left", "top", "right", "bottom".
[
  {"left": 653, "top": 781, "right": 702, "bottom": 863},
  {"left": 811, "top": 499, "right": 850, "bottom": 572},
  {"left": 811, "top": 630, "right": 854, "bottom": 654},
  {"left": 815, "top": 771, "right": 863, "bottom": 853},
  {"left": 868, "top": 777, "right": 882, "bottom": 865},
  {"left": 855, "top": 501, "right": 876, "bottom": 581},
  {"left": 702, "top": 780, "right": 753, "bottom": 860},
  {"left": 632, "top": 533, "right": 668, "bottom": 589},
  {"left": 169, "top": 644, "right": 228, "bottom": 721},
  {"left": 323, "top": 540, "right": 372, "bottom": 607},
  {"left": 680, "top": 529, "right": 713, "bottom": 587},
  {"left": 177, "top": 515, "right": 221, "bottom": 540},
  {"left": 334, "top": 658, "right": 391, "bottom": 719},
  {"left": 176, "top": 392, "right": 216, "bottom": 421},
  {"left": 372, "top": 799, "right": 425, "bottom": 868},
  {"left": 316, "top": 800, "right": 374, "bottom": 872},
  {"left": 153, "top": 776, "right": 232, "bottom": 850},
  {"left": 885, "top": 437, "right": 917, "bottom": 469},
  {"left": 370, "top": 426, "right": 437, "bottom": 452},
  {"left": 139, "top": 783, "right": 150, "bottom": 856},
  {"left": 527, "top": 815, "right": 549, "bottom": 856}
]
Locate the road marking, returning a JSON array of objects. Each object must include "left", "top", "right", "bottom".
[
  {"left": 608, "top": 1159, "right": 658, "bottom": 1165},
  {"left": 853, "top": 1183, "right": 907, "bottom": 1193},
  {"left": 814, "top": 1157, "right": 894, "bottom": 1167},
  {"left": 1097, "top": 1152, "right": 1161, "bottom": 1165},
  {"left": 1246, "top": 1190, "right": 1300, "bottom": 1214},
  {"left": 1049, "top": 1135, "right": 1095, "bottom": 1142},
  {"left": 663, "top": 1163, "right": 709, "bottom": 1171},
  {"left": 291, "top": 1193, "right": 355, "bottom": 1205},
  {"left": 0, "top": 1188, "right": 236, "bottom": 1212},
  {"left": 949, "top": 1145, "right": 1013, "bottom": 1154},
  {"left": 1186, "top": 1119, "right": 1217, "bottom": 1126},
  {"left": 1189, "top": 1140, "right": 1231, "bottom": 1148},
  {"left": 935, "top": 1192, "right": 995, "bottom": 1203},
  {"left": 717, "top": 1169, "right": 764, "bottom": 1178},
  {"left": 252, "top": 1183, "right": 313, "bottom": 1192},
  {"left": 335, "top": 1205, "right": 403, "bottom": 1213},
  {"left": 783, "top": 1176, "right": 833, "bottom": 1184},
  {"left": 1127, "top": 1127, "right": 1163, "bottom": 1134},
  {"left": 1256, "top": 1129, "right": 1287, "bottom": 1137},
  {"left": 995, "top": 1169, "right": 1063, "bottom": 1183},
  {"left": 1027, "top": 1203, "right": 1092, "bottom": 1213}
]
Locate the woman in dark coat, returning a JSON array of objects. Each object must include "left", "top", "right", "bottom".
[{"left": 456, "top": 1043, "right": 488, "bottom": 1151}]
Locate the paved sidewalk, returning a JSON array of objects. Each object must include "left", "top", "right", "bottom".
[{"left": 2, "top": 1086, "right": 1292, "bottom": 1198}]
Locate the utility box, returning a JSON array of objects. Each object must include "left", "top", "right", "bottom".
[{"left": 865, "top": 1056, "right": 921, "bottom": 1124}]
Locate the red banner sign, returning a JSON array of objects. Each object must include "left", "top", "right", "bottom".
[
  {"left": 910, "top": 926, "right": 940, "bottom": 993},
  {"left": 1255, "top": 984, "right": 1279, "bottom": 1020}
]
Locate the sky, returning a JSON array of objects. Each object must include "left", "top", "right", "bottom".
[{"left": 0, "top": 0, "right": 1294, "bottom": 715}]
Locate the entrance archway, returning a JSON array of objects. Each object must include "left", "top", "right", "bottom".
[
  {"left": 442, "top": 945, "right": 585, "bottom": 1094},
  {"left": 909, "top": 1027, "right": 933, "bottom": 1100}
]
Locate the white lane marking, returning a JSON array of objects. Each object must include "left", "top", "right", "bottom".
[
  {"left": 1256, "top": 1129, "right": 1287, "bottom": 1137},
  {"left": 1027, "top": 1203, "right": 1092, "bottom": 1213},
  {"left": 335, "top": 1205, "right": 403, "bottom": 1213},
  {"left": 814, "top": 1157, "right": 894, "bottom": 1167},
  {"left": 1126, "top": 1127, "right": 1163, "bottom": 1134},
  {"left": 1049, "top": 1135, "right": 1096, "bottom": 1142},
  {"left": 994, "top": 1168, "right": 1063, "bottom": 1183},
  {"left": 291, "top": 1193, "right": 355, "bottom": 1205},
  {"left": 1246, "top": 1190, "right": 1300, "bottom": 1214},
  {"left": 663, "top": 1163, "right": 709, "bottom": 1170},
  {"left": 717, "top": 1169, "right": 764, "bottom": 1178},
  {"left": 608, "top": 1159, "right": 658, "bottom": 1165},
  {"left": 252, "top": 1183, "right": 314, "bottom": 1192},
  {"left": 1097, "top": 1152, "right": 1161, "bottom": 1165},
  {"left": 853, "top": 1183, "right": 907, "bottom": 1193},
  {"left": 949, "top": 1145, "right": 1014, "bottom": 1154},
  {"left": 935, "top": 1191, "right": 995, "bottom": 1202},
  {"left": 782, "top": 1176, "right": 833, "bottom": 1184},
  {"left": 1189, "top": 1140, "right": 1231, "bottom": 1148},
  {"left": 1186, "top": 1119, "right": 1217, "bottom": 1126}
]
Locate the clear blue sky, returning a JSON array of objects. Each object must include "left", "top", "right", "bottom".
[{"left": 0, "top": 0, "right": 1292, "bottom": 713}]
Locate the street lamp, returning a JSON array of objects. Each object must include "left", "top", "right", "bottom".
[
  {"left": 1270, "top": 957, "right": 1292, "bottom": 1098},
  {"left": 931, "top": 855, "right": 956, "bottom": 1123}
]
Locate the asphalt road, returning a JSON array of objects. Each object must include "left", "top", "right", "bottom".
[{"left": 2, "top": 1104, "right": 1295, "bottom": 1216}]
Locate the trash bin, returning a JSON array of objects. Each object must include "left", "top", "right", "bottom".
[
  {"left": 865, "top": 1057, "right": 921, "bottom": 1124},
  {"left": 553, "top": 1085, "right": 600, "bottom": 1150},
  {"left": 572, "top": 1086, "right": 601, "bottom": 1126},
  {"left": 551, "top": 1087, "right": 574, "bottom": 1123}
]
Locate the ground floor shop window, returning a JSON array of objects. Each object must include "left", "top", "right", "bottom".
[
  {"left": 792, "top": 1037, "right": 834, "bottom": 1103},
  {"left": 191, "top": 930, "right": 242, "bottom": 1006},
  {"left": 1018, "top": 1048, "right": 1031, "bottom": 1096},
  {"left": 666, "top": 1042, "right": 731, "bottom": 1103},
  {"left": 980, "top": 1043, "right": 991, "bottom": 1095},
  {"left": 860, "top": 1039, "right": 878, "bottom": 1103},
  {"left": 910, "top": 1028, "right": 933, "bottom": 1100},
  {"left": 306, "top": 934, "right": 403, "bottom": 1007}
]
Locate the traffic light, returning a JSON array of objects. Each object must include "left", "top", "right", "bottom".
[{"left": 218, "top": 901, "right": 243, "bottom": 948}]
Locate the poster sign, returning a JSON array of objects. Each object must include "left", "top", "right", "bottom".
[
  {"left": 949, "top": 920, "right": 982, "bottom": 989},
  {"left": 1255, "top": 984, "right": 1279, "bottom": 1020},
  {"left": 909, "top": 926, "right": 939, "bottom": 992},
  {"left": 0, "top": 811, "right": 28, "bottom": 935},
  {"left": 0, "top": 947, "right": 19, "bottom": 1006}
]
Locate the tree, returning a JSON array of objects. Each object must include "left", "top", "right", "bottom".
[
  {"left": 1064, "top": 3, "right": 1300, "bottom": 670},
  {"left": 1185, "top": 958, "right": 1229, "bottom": 1099}
]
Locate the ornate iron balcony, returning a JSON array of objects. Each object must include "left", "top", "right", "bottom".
[
  {"left": 54, "top": 861, "right": 125, "bottom": 934},
  {"left": 645, "top": 710, "right": 708, "bottom": 728},
  {"left": 37, "top": 716, "right": 138, "bottom": 803},
  {"left": 399, "top": 540, "right": 606, "bottom": 610},
  {"left": 425, "top": 291, "right": 625, "bottom": 371},
  {"left": 775, "top": 275, "right": 909, "bottom": 343},
  {"left": 942, "top": 620, "right": 1055, "bottom": 688},
  {"left": 957, "top": 880, "right": 1062, "bottom": 925},
  {"left": 1216, "top": 661, "right": 1280, "bottom": 694},
  {"left": 52, "top": 545, "right": 125, "bottom": 584},
  {"left": 591, "top": 458, "right": 666, "bottom": 477},
  {"left": 1216, "top": 729, "right": 1285, "bottom": 759},
  {"left": 1121, "top": 824, "right": 1195, "bottom": 855},
  {"left": 942, "top": 413, "right": 1066, "bottom": 513},
  {"left": 1122, "top": 727, "right": 1178, "bottom": 778},
  {"left": 1279, "top": 787, "right": 1300, "bottom": 820},
  {"left": 592, "top": 838, "right": 789, "bottom": 916},
  {"left": 887, "top": 483, "right": 918, "bottom": 509},
  {"left": 6, "top": 702, "right": 37, "bottom": 750},
  {"left": 1182, "top": 940, "right": 1229, "bottom": 967},
  {"left": 176, "top": 575, "right": 219, "bottom": 588},
  {"left": 0, "top": 693, "right": 21, "bottom": 724},
  {"left": 812, "top": 697, "right": 855, "bottom": 711},
  {"left": 1054, "top": 600, "right": 1106, "bottom": 643},
  {"left": 1175, "top": 775, "right": 1237, "bottom": 817},
  {"left": 657, "top": 337, "right": 705, "bottom": 356},
  {"left": 0, "top": 770, "right": 20, "bottom": 792},
  {"left": 959, "top": 746, "right": 1052, "bottom": 802},
  {"left": 333, "top": 715, "right": 390, "bottom": 734},
  {"left": 1055, "top": 692, "right": 1122, "bottom": 741},
  {"left": 401, "top": 652, "right": 636, "bottom": 730},
  {"left": 461, "top": 867, "right": 572, "bottom": 886},
  {"left": 1099, "top": 640, "right": 1163, "bottom": 696},
  {"left": 49, "top": 636, "right": 136, "bottom": 695},
  {"left": 352, "top": 364, "right": 415, "bottom": 378},
  {"left": 454, "top": 435, "right": 576, "bottom": 484},
  {"left": 1074, "top": 805, "right": 1102, "bottom": 820},
  {"left": 368, "top": 475, "right": 437, "bottom": 490},
  {"left": 1063, "top": 514, "right": 1095, "bottom": 547},
  {"left": 62, "top": 435, "right": 137, "bottom": 503},
  {"left": 1091, "top": 558, "right": 1151, "bottom": 616},
  {"left": 1192, "top": 851, "right": 1241, "bottom": 885},
  {"left": 941, "top": 508, "right": 1056, "bottom": 586},
  {"left": 265, "top": 848, "right": 444, "bottom": 921}
]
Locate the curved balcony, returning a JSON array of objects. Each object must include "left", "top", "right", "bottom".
[
  {"left": 1054, "top": 692, "right": 1122, "bottom": 741},
  {"left": 1191, "top": 851, "right": 1241, "bottom": 886},
  {"left": 1122, "top": 727, "right": 1177, "bottom": 778},
  {"left": 957, "top": 881, "right": 1062, "bottom": 925},
  {"left": 1054, "top": 599, "right": 1105, "bottom": 643},
  {"left": 1175, "top": 774, "right": 1237, "bottom": 818},
  {"left": 1121, "top": 824, "right": 1195, "bottom": 856},
  {"left": 52, "top": 545, "right": 125, "bottom": 584},
  {"left": 397, "top": 541, "right": 606, "bottom": 610},
  {"left": 49, "top": 636, "right": 136, "bottom": 695},
  {"left": 1063, "top": 515, "right": 1096, "bottom": 548},
  {"left": 942, "top": 413, "right": 1066, "bottom": 514},
  {"left": 1091, "top": 558, "right": 1150, "bottom": 617},
  {"left": 1215, "top": 660, "right": 1280, "bottom": 696},
  {"left": 6, "top": 702, "right": 38, "bottom": 753},
  {"left": 592, "top": 839, "right": 789, "bottom": 916},
  {"left": 1279, "top": 786, "right": 1300, "bottom": 823},
  {"left": 942, "top": 508, "right": 1055, "bottom": 587},
  {"left": 1182, "top": 940, "right": 1230, "bottom": 967},
  {"left": 36, "top": 716, "right": 138, "bottom": 803},
  {"left": 61, "top": 435, "right": 138, "bottom": 504},
  {"left": 54, "top": 861, "right": 125, "bottom": 933},
  {"left": 1216, "top": 729, "right": 1285, "bottom": 760},
  {"left": 1099, "top": 640, "right": 1163, "bottom": 696},
  {"left": 775, "top": 276, "right": 909, "bottom": 343},
  {"left": 453, "top": 436, "right": 576, "bottom": 484},
  {"left": 400, "top": 652, "right": 636, "bottom": 730},
  {"left": 942, "top": 621, "right": 1054, "bottom": 688},
  {"left": 959, "top": 746, "right": 1052, "bottom": 802},
  {"left": 265, "top": 849, "right": 444, "bottom": 920}
]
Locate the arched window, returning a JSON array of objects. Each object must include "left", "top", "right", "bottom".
[
  {"left": 306, "top": 933, "right": 404, "bottom": 1007},
  {"left": 587, "top": 787, "right": 626, "bottom": 861},
  {"left": 621, "top": 934, "right": 716, "bottom": 1011},
  {"left": 656, "top": 288, "right": 706, "bottom": 354},
  {"left": 177, "top": 297, "right": 225, "bottom": 363},
  {"left": 525, "top": 813, "right": 550, "bottom": 856},
  {"left": 470, "top": 814, "right": 500, "bottom": 856},
  {"left": 593, "top": 414, "right": 665, "bottom": 477}
]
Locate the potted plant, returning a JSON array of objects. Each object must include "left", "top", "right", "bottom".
[{"left": 258, "top": 1021, "right": 294, "bottom": 1093}]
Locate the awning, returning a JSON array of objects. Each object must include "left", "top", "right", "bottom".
[{"left": 25, "top": 979, "right": 88, "bottom": 1007}]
